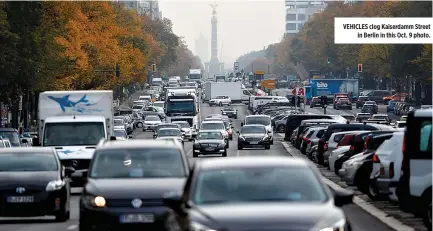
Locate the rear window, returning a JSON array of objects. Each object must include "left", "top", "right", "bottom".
[
  {"left": 333, "top": 134, "right": 346, "bottom": 143},
  {"left": 316, "top": 130, "right": 325, "bottom": 138},
  {"left": 306, "top": 130, "right": 315, "bottom": 138},
  {"left": 338, "top": 134, "right": 354, "bottom": 146}
]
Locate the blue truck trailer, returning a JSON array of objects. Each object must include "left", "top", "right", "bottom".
[{"left": 305, "top": 79, "right": 359, "bottom": 103}]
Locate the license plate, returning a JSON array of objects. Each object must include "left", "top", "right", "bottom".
[
  {"left": 205, "top": 147, "right": 215, "bottom": 151},
  {"left": 119, "top": 214, "right": 154, "bottom": 223},
  {"left": 7, "top": 196, "right": 34, "bottom": 203},
  {"left": 249, "top": 142, "right": 259, "bottom": 145}
]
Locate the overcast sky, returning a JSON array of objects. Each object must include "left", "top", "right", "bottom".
[{"left": 159, "top": 0, "right": 285, "bottom": 66}]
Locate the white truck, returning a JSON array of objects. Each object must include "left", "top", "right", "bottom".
[
  {"left": 188, "top": 69, "right": 202, "bottom": 82},
  {"left": 165, "top": 88, "right": 199, "bottom": 138},
  {"left": 36, "top": 90, "right": 113, "bottom": 185},
  {"left": 203, "top": 82, "right": 251, "bottom": 104}
]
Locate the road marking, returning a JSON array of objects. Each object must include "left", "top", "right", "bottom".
[
  {"left": 236, "top": 150, "right": 240, "bottom": 156},
  {"left": 281, "top": 141, "right": 414, "bottom": 231},
  {"left": 67, "top": 225, "right": 78, "bottom": 230}
]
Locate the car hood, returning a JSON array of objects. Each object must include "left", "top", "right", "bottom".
[
  {"left": 85, "top": 178, "right": 186, "bottom": 199},
  {"left": 193, "top": 203, "right": 345, "bottom": 231},
  {"left": 0, "top": 171, "right": 58, "bottom": 188},
  {"left": 194, "top": 139, "right": 225, "bottom": 145}
]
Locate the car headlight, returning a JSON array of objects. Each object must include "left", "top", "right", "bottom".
[
  {"left": 318, "top": 219, "right": 346, "bottom": 231},
  {"left": 262, "top": 136, "right": 268, "bottom": 141},
  {"left": 82, "top": 195, "right": 106, "bottom": 208},
  {"left": 46, "top": 180, "right": 65, "bottom": 191},
  {"left": 218, "top": 143, "right": 225, "bottom": 148},
  {"left": 239, "top": 136, "right": 245, "bottom": 140},
  {"left": 189, "top": 221, "right": 217, "bottom": 231}
]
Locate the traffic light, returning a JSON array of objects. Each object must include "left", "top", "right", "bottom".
[
  {"left": 327, "top": 58, "right": 330, "bottom": 64},
  {"left": 321, "top": 95, "right": 328, "bottom": 108},
  {"left": 297, "top": 96, "right": 301, "bottom": 107},
  {"left": 152, "top": 64, "right": 156, "bottom": 72},
  {"left": 291, "top": 96, "right": 295, "bottom": 106},
  {"left": 357, "top": 64, "right": 363, "bottom": 73},
  {"left": 115, "top": 64, "right": 120, "bottom": 78}
]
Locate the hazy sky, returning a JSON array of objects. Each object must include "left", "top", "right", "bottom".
[{"left": 159, "top": 0, "right": 286, "bottom": 66}]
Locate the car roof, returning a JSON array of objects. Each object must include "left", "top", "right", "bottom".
[
  {"left": 172, "top": 121, "right": 189, "bottom": 123},
  {"left": 197, "top": 156, "right": 310, "bottom": 170},
  {"left": 373, "top": 114, "right": 388, "bottom": 116},
  {"left": 97, "top": 140, "right": 181, "bottom": 150},
  {"left": 198, "top": 130, "right": 224, "bottom": 133},
  {"left": 0, "top": 147, "right": 55, "bottom": 154},
  {"left": 413, "top": 109, "right": 432, "bottom": 118}
]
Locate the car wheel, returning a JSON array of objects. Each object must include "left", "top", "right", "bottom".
[
  {"left": 237, "top": 144, "right": 243, "bottom": 150},
  {"left": 55, "top": 208, "right": 70, "bottom": 222},
  {"left": 367, "top": 180, "right": 381, "bottom": 200},
  {"left": 192, "top": 150, "right": 198, "bottom": 158},
  {"left": 137, "top": 122, "right": 143, "bottom": 128},
  {"left": 234, "top": 116, "right": 237, "bottom": 119},
  {"left": 270, "top": 139, "right": 273, "bottom": 145},
  {"left": 226, "top": 141, "right": 229, "bottom": 148},
  {"left": 222, "top": 150, "right": 227, "bottom": 157},
  {"left": 265, "top": 144, "right": 270, "bottom": 150}
]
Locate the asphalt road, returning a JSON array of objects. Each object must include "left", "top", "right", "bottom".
[{"left": 0, "top": 100, "right": 397, "bottom": 231}]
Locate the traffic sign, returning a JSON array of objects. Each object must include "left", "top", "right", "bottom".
[
  {"left": 261, "top": 80, "right": 276, "bottom": 90},
  {"left": 296, "top": 87, "right": 305, "bottom": 96},
  {"left": 357, "top": 64, "right": 362, "bottom": 73},
  {"left": 291, "top": 88, "right": 296, "bottom": 95}
]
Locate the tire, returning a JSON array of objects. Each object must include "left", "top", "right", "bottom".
[
  {"left": 79, "top": 219, "right": 91, "bottom": 231},
  {"left": 55, "top": 206, "right": 70, "bottom": 222},
  {"left": 137, "top": 122, "right": 143, "bottom": 128},
  {"left": 277, "top": 125, "right": 285, "bottom": 133},
  {"left": 355, "top": 167, "right": 370, "bottom": 194},
  {"left": 367, "top": 180, "right": 381, "bottom": 200},
  {"left": 237, "top": 145, "right": 243, "bottom": 150},
  {"left": 265, "top": 144, "right": 270, "bottom": 150},
  {"left": 226, "top": 141, "right": 229, "bottom": 148},
  {"left": 192, "top": 150, "right": 198, "bottom": 158},
  {"left": 270, "top": 139, "right": 274, "bottom": 145},
  {"left": 222, "top": 150, "right": 227, "bottom": 157}
]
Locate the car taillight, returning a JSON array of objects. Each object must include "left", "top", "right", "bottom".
[
  {"left": 324, "top": 142, "right": 328, "bottom": 151},
  {"left": 372, "top": 153, "right": 380, "bottom": 163},
  {"left": 304, "top": 138, "right": 310, "bottom": 143}
]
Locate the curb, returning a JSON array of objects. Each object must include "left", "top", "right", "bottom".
[{"left": 281, "top": 141, "right": 414, "bottom": 231}]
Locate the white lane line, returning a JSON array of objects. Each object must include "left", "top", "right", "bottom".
[
  {"left": 236, "top": 150, "right": 240, "bottom": 157},
  {"left": 67, "top": 225, "right": 78, "bottom": 230},
  {"left": 281, "top": 141, "right": 414, "bottom": 231}
]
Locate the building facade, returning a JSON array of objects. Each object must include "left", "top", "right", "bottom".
[
  {"left": 120, "top": 0, "right": 161, "bottom": 20},
  {"left": 285, "top": 0, "right": 327, "bottom": 35},
  {"left": 194, "top": 34, "right": 209, "bottom": 66}
]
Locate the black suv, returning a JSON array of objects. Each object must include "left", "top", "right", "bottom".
[
  {"left": 237, "top": 124, "right": 271, "bottom": 150},
  {"left": 356, "top": 96, "right": 369, "bottom": 109}
]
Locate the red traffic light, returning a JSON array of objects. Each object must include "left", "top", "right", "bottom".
[{"left": 357, "top": 64, "right": 363, "bottom": 73}]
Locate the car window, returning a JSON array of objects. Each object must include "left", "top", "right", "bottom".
[
  {"left": 193, "top": 167, "right": 327, "bottom": 205},
  {"left": 0, "top": 131, "right": 20, "bottom": 147},
  {"left": 159, "top": 129, "right": 181, "bottom": 137},
  {"left": 306, "top": 130, "right": 315, "bottom": 138},
  {"left": 316, "top": 130, "right": 325, "bottom": 138},
  {"left": 241, "top": 126, "right": 266, "bottom": 134},
  {"left": 333, "top": 134, "right": 345, "bottom": 142},
  {"left": 197, "top": 132, "right": 223, "bottom": 140},
  {"left": 245, "top": 116, "right": 271, "bottom": 126},
  {"left": 90, "top": 148, "right": 186, "bottom": 178},
  {"left": 420, "top": 121, "right": 432, "bottom": 153},
  {"left": 0, "top": 153, "right": 58, "bottom": 171},
  {"left": 201, "top": 123, "right": 225, "bottom": 130}
]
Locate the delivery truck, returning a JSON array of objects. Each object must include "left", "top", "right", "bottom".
[
  {"left": 305, "top": 79, "right": 359, "bottom": 103},
  {"left": 35, "top": 90, "right": 114, "bottom": 185},
  {"left": 203, "top": 82, "right": 251, "bottom": 104}
]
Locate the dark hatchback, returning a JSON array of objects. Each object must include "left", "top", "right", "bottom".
[
  {"left": 0, "top": 148, "right": 73, "bottom": 221},
  {"left": 284, "top": 114, "right": 335, "bottom": 141},
  {"left": 0, "top": 128, "right": 22, "bottom": 147},
  {"left": 79, "top": 140, "right": 189, "bottom": 231},
  {"left": 237, "top": 124, "right": 271, "bottom": 150},
  {"left": 192, "top": 131, "right": 227, "bottom": 157},
  {"left": 309, "top": 97, "right": 322, "bottom": 108},
  {"left": 221, "top": 107, "right": 238, "bottom": 119},
  {"left": 163, "top": 157, "right": 354, "bottom": 231}
]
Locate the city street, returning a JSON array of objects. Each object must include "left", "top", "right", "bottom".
[{"left": 0, "top": 100, "right": 399, "bottom": 231}]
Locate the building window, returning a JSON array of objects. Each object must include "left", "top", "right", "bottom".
[
  {"left": 297, "top": 14, "right": 306, "bottom": 21},
  {"left": 286, "top": 23, "right": 297, "bottom": 31},
  {"left": 297, "top": 23, "right": 304, "bottom": 30},
  {"left": 286, "top": 14, "right": 297, "bottom": 21}
]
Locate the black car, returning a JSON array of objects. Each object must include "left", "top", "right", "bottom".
[
  {"left": 0, "top": 147, "right": 73, "bottom": 221},
  {"left": 335, "top": 98, "right": 352, "bottom": 110},
  {"left": 221, "top": 107, "right": 238, "bottom": 119},
  {"left": 79, "top": 140, "right": 189, "bottom": 231},
  {"left": 361, "top": 103, "right": 378, "bottom": 114},
  {"left": 356, "top": 96, "right": 369, "bottom": 109},
  {"left": 237, "top": 124, "right": 271, "bottom": 150},
  {"left": 309, "top": 97, "right": 322, "bottom": 108},
  {"left": 192, "top": 130, "right": 227, "bottom": 157},
  {"left": 163, "top": 156, "right": 354, "bottom": 231}
]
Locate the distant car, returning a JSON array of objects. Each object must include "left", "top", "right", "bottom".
[
  {"left": 310, "top": 97, "right": 322, "bottom": 108},
  {"left": 114, "top": 129, "right": 130, "bottom": 140},
  {"left": 152, "top": 101, "right": 165, "bottom": 110},
  {"left": 209, "top": 95, "right": 231, "bottom": 106},
  {"left": 356, "top": 113, "right": 372, "bottom": 122},
  {"left": 361, "top": 101, "right": 378, "bottom": 114},
  {"left": 237, "top": 124, "right": 271, "bottom": 150},
  {"left": 154, "top": 123, "right": 181, "bottom": 137},
  {"left": 155, "top": 128, "right": 184, "bottom": 146},
  {"left": 335, "top": 98, "right": 352, "bottom": 110},
  {"left": 221, "top": 107, "right": 238, "bottom": 119},
  {"left": 163, "top": 156, "right": 354, "bottom": 231},
  {"left": 356, "top": 96, "right": 369, "bottom": 109},
  {"left": 192, "top": 130, "right": 227, "bottom": 157},
  {"left": 0, "top": 128, "right": 22, "bottom": 147},
  {"left": 172, "top": 121, "right": 194, "bottom": 141},
  {"left": 200, "top": 121, "right": 229, "bottom": 147},
  {"left": 372, "top": 114, "right": 391, "bottom": 123},
  {"left": 0, "top": 147, "right": 73, "bottom": 221},
  {"left": 80, "top": 140, "right": 189, "bottom": 230},
  {"left": 142, "top": 115, "right": 162, "bottom": 131}
]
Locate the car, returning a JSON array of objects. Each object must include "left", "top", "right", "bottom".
[
  {"left": 0, "top": 136, "right": 12, "bottom": 148},
  {"left": 204, "top": 117, "right": 234, "bottom": 140},
  {"left": 79, "top": 140, "right": 189, "bottom": 230},
  {"left": 192, "top": 130, "right": 227, "bottom": 157},
  {"left": 154, "top": 128, "right": 184, "bottom": 146},
  {"left": 361, "top": 101, "right": 378, "bottom": 114},
  {"left": 114, "top": 116, "right": 133, "bottom": 134},
  {"left": 152, "top": 101, "right": 165, "bottom": 110},
  {"left": 0, "top": 147, "right": 73, "bottom": 221},
  {"left": 0, "top": 128, "right": 24, "bottom": 147},
  {"left": 221, "top": 107, "right": 238, "bottom": 119},
  {"left": 200, "top": 121, "right": 229, "bottom": 147},
  {"left": 142, "top": 115, "right": 162, "bottom": 131},
  {"left": 309, "top": 96, "right": 322, "bottom": 108},
  {"left": 237, "top": 124, "right": 271, "bottom": 150},
  {"left": 209, "top": 95, "right": 231, "bottom": 106},
  {"left": 113, "top": 129, "right": 131, "bottom": 140},
  {"left": 132, "top": 104, "right": 145, "bottom": 113},
  {"left": 335, "top": 98, "right": 352, "bottom": 110},
  {"left": 142, "top": 106, "right": 166, "bottom": 120},
  {"left": 371, "top": 114, "right": 391, "bottom": 123},
  {"left": 341, "top": 114, "right": 356, "bottom": 121},
  {"left": 163, "top": 156, "right": 354, "bottom": 231},
  {"left": 172, "top": 121, "right": 194, "bottom": 141},
  {"left": 242, "top": 115, "right": 273, "bottom": 144},
  {"left": 154, "top": 123, "right": 182, "bottom": 137},
  {"left": 356, "top": 96, "right": 369, "bottom": 109},
  {"left": 356, "top": 113, "right": 372, "bottom": 122}
]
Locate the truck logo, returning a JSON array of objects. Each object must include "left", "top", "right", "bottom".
[
  {"left": 316, "top": 82, "right": 328, "bottom": 88},
  {"left": 48, "top": 94, "right": 101, "bottom": 113}
]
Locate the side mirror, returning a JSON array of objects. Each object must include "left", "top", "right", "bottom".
[
  {"left": 21, "top": 139, "right": 28, "bottom": 144},
  {"left": 32, "top": 137, "right": 40, "bottom": 146},
  {"left": 240, "top": 123, "right": 244, "bottom": 127},
  {"left": 333, "top": 189, "right": 353, "bottom": 207},
  {"left": 64, "top": 166, "right": 75, "bottom": 177},
  {"left": 163, "top": 192, "right": 185, "bottom": 215}
]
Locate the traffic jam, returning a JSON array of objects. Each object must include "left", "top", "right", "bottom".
[{"left": 0, "top": 73, "right": 431, "bottom": 231}]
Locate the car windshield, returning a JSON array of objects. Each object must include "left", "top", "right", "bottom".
[
  {"left": 145, "top": 116, "right": 160, "bottom": 121},
  {"left": 114, "top": 119, "right": 123, "bottom": 125},
  {"left": 0, "top": 153, "right": 58, "bottom": 171},
  {"left": 202, "top": 123, "right": 225, "bottom": 130},
  {"left": 158, "top": 125, "right": 178, "bottom": 130},
  {"left": 90, "top": 148, "right": 186, "bottom": 178},
  {"left": 0, "top": 131, "right": 20, "bottom": 147},
  {"left": 133, "top": 106, "right": 142, "bottom": 109},
  {"left": 197, "top": 132, "right": 223, "bottom": 140},
  {"left": 241, "top": 126, "right": 266, "bottom": 134},
  {"left": 114, "top": 130, "right": 126, "bottom": 137},
  {"left": 158, "top": 129, "right": 181, "bottom": 137},
  {"left": 193, "top": 167, "right": 327, "bottom": 204},
  {"left": 245, "top": 116, "right": 271, "bottom": 126},
  {"left": 223, "top": 107, "right": 235, "bottom": 111},
  {"left": 373, "top": 116, "right": 388, "bottom": 120},
  {"left": 174, "top": 122, "right": 189, "bottom": 128},
  {"left": 43, "top": 122, "right": 105, "bottom": 146}
]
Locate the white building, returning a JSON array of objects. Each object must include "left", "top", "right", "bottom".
[
  {"left": 285, "top": 0, "right": 327, "bottom": 35},
  {"left": 120, "top": 0, "right": 161, "bottom": 20}
]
